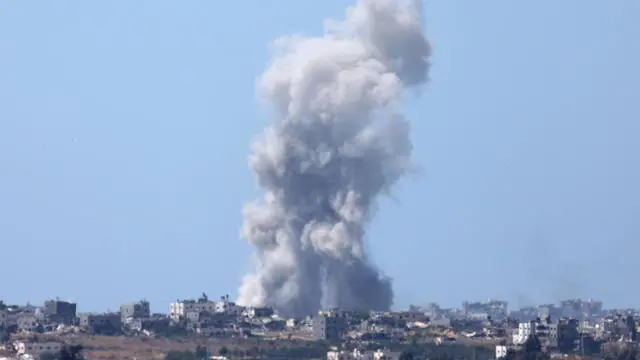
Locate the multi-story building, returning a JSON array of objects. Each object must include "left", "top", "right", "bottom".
[
  {"left": 422, "top": 303, "right": 442, "bottom": 318},
  {"left": 537, "top": 304, "right": 562, "bottom": 321},
  {"left": 17, "top": 314, "right": 40, "bottom": 332},
  {"left": 1, "top": 307, "right": 21, "bottom": 329},
  {"left": 242, "top": 307, "right": 274, "bottom": 319},
  {"left": 327, "top": 348, "right": 401, "bottom": 360},
  {"left": 78, "top": 313, "right": 122, "bottom": 335},
  {"left": 14, "top": 341, "right": 62, "bottom": 358},
  {"left": 312, "top": 312, "right": 347, "bottom": 341},
  {"left": 215, "top": 299, "right": 242, "bottom": 314},
  {"left": 120, "top": 300, "right": 150, "bottom": 323},
  {"left": 512, "top": 321, "right": 537, "bottom": 345},
  {"left": 170, "top": 300, "right": 216, "bottom": 320},
  {"left": 463, "top": 299, "right": 508, "bottom": 320},
  {"left": 170, "top": 296, "right": 244, "bottom": 321},
  {"left": 496, "top": 345, "right": 508, "bottom": 359},
  {"left": 0, "top": 309, "right": 6, "bottom": 329},
  {"left": 599, "top": 314, "right": 636, "bottom": 341},
  {"left": 511, "top": 316, "right": 579, "bottom": 353},
  {"left": 553, "top": 318, "right": 580, "bottom": 353},
  {"left": 43, "top": 299, "right": 76, "bottom": 325}
]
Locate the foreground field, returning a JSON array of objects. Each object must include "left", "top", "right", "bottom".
[{"left": 14, "top": 334, "right": 322, "bottom": 360}]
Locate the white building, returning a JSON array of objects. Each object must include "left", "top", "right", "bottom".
[
  {"left": 326, "top": 348, "right": 401, "bottom": 360},
  {"left": 496, "top": 345, "right": 507, "bottom": 359},
  {"left": 513, "top": 322, "right": 534, "bottom": 345},
  {"left": 328, "top": 348, "right": 370, "bottom": 360},
  {"left": 169, "top": 300, "right": 216, "bottom": 320},
  {"left": 214, "top": 300, "right": 230, "bottom": 313},
  {"left": 170, "top": 299, "right": 243, "bottom": 320},
  {"left": 215, "top": 300, "right": 243, "bottom": 315},
  {"left": 14, "top": 341, "right": 62, "bottom": 357},
  {"left": 495, "top": 345, "right": 520, "bottom": 359},
  {"left": 286, "top": 318, "right": 297, "bottom": 329},
  {"left": 169, "top": 302, "right": 185, "bottom": 320}
]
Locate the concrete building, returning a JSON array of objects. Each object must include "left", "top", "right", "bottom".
[
  {"left": 327, "top": 348, "right": 401, "bottom": 360},
  {"left": 430, "top": 316, "right": 451, "bottom": 327},
  {"left": 511, "top": 317, "right": 578, "bottom": 352},
  {"left": 43, "top": 300, "right": 76, "bottom": 325},
  {"left": 553, "top": 318, "right": 579, "bottom": 353},
  {"left": 512, "top": 321, "right": 534, "bottom": 345},
  {"left": 214, "top": 299, "right": 243, "bottom": 315},
  {"left": 14, "top": 341, "right": 62, "bottom": 357},
  {"left": 186, "top": 311, "right": 202, "bottom": 323},
  {"left": 0, "top": 309, "right": 6, "bottom": 329},
  {"left": 170, "top": 296, "right": 245, "bottom": 321},
  {"left": 463, "top": 299, "right": 508, "bottom": 321},
  {"left": 17, "top": 314, "right": 40, "bottom": 332},
  {"left": 512, "top": 317, "right": 555, "bottom": 346},
  {"left": 120, "top": 300, "right": 150, "bottom": 323},
  {"left": 495, "top": 345, "right": 519, "bottom": 359},
  {"left": 242, "top": 307, "right": 274, "bottom": 319},
  {"left": 312, "top": 312, "right": 347, "bottom": 341},
  {"left": 170, "top": 300, "right": 216, "bottom": 320},
  {"left": 78, "top": 313, "right": 121, "bottom": 335},
  {"left": 0, "top": 308, "right": 20, "bottom": 329},
  {"left": 393, "top": 311, "right": 429, "bottom": 323}
]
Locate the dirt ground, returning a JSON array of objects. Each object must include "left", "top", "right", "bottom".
[{"left": 12, "top": 333, "right": 314, "bottom": 360}]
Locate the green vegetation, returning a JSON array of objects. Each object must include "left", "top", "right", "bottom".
[
  {"left": 218, "top": 346, "right": 229, "bottom": 356},
  {"left": 164, "top": 350, "right": 199, "bottom": 360},
  {"left": 163, "top": 345, "right": 212, "bottom": 360},
  {"left": 163, "top": 342, "right": 330, "bottom": 360},
  {"left": 152, "top": 323, "right": 189, "bottom": 338},
  {"left": 38, "top": 345, "right": 84, "bottom": 360},
  {"left": 603, "top": 345, "right": 638, "bottom": 360},
  {"left": 503, "top": 335, "right": 549, "bottom": 360},
  {"left": 393, "top": 343, "right": 495, "bottom": 360}
]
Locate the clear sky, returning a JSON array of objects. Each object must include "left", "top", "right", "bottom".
[{"left": 1, "top": 1, "right": 638, "bottom": 313}]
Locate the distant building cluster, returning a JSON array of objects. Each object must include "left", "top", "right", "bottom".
[{"left": 0, "top": 296, "right": 639, "bottom": 360}]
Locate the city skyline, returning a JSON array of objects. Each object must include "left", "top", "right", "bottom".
[
  {"left": 1, "top": 0, "right": 639, "bottom": 313},
  {"left": 0, "top": 295, "right": 633, "bottom": 316}
]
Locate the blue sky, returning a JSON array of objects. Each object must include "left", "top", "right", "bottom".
[{"left": 1, "top": 0, "right": 638, "bottom": 313}]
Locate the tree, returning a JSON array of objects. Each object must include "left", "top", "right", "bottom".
[
  {"left": 523, "top": 334, "right": 542, "bottom": 354},
  {"left": 59, "top": 345, "right": 84, "bottom": 360},
  {"left": 218, "top": 346, "right": 229, "bottom": 356},
  {"left": 504, "top": 348, "right": 518, "bottom": 360},
  {"left": 165, "top": 350, "right": 196, "bottom": 360},
  {"left": 603, "top": 345, "right": 637, "bottom": 360},
  {"left": 522, "top": 334, "right": 545, "bottom": 360},
  {"left": 410, "top": 335, "right": 419, "bottom": 347},
  {"left": 505, "top": 336, "right": 549, "bottom": 360},
  {"left": 231, "top": 347, "right": 241, "bottom": 357},
  {"left": 399, "top": 350, "right": 415, "bottom": 360},
  {"left": 0, "top": 331, "right": 9, "bottom": 344},
  {"left": 195, "top": 345, "right": 208, "bottom": 360},
  {"left": 39, "top": 353, "right": 58, "bottom": 360}
]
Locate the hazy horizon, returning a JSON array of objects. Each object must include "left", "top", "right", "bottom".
[{"left": 1, "top": 0, "right": 639, "bottom": 313}]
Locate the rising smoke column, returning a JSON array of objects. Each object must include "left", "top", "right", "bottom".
[{"left": 238, "top": 0, "right": 431, "bottom": 317}]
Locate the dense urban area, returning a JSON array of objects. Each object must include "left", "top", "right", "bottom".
[{"left": 0, "top": 295, "right": 638, "bottom": 360}]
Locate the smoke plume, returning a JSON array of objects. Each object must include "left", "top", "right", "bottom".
[{"left": 238, "top": 0, "right": 431, "bottom": 317}]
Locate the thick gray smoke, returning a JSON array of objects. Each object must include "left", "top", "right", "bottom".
[{"left": 238, "top": 0, "right": 431, "bottom": 317}]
